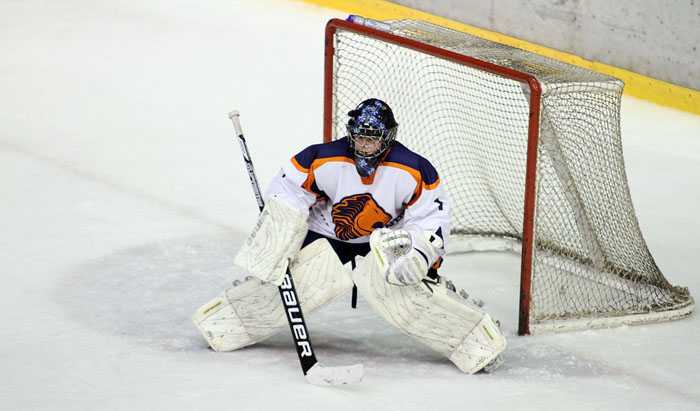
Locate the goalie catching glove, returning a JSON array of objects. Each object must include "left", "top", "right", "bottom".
[
  {"left": 233, "top": 196, "right": 308, "bottom": 286},
  {"left": 370, "top": 227, "right": 443, "bottom": 285}
]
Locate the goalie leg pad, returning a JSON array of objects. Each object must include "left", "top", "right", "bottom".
[
  {"left": 193, "top": 239, "right": 354, "bottom": 351},
  {"left": 449, "top": 313, "right": 507, "bottom": 374},
  {"left": 351, "top": 255, "right": 506, "bottom": 373}
]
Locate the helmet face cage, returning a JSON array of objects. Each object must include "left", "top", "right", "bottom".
[
  {"left": 346, "top": 99, "right": 398, "bottom": 160},
  {"left": 347, "top": 125, "right": 397, "bottom": 159}
]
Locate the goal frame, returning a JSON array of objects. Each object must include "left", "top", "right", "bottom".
[{"left": 323, "top": 18, "right": 542, "bottom": 335}]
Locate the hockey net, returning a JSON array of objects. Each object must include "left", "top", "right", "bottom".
[{"left": 323, "top": 18, "right": 694, "bottom": 335}]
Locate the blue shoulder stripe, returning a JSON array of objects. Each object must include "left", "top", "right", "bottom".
[
  {"left": 383, "top": 141, "right": 440, "bottom": 185},
  {"left": 294, "top": 137, "right": 353, "bottom": 169}
]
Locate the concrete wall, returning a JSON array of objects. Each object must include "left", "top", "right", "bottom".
[{"left": 388, "top": 0, "right": 700, "bottom": 91}]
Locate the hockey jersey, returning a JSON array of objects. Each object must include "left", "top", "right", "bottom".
[{"left": 265, "top": 137, "right": 450, "bottom": 253}]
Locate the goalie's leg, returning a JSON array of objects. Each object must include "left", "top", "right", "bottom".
[
  {"left": 350, "top": 255, "right": 506, "bottom": 374},
  {"left": 192, "top": 238, "right": 354, "bottom": 351}
]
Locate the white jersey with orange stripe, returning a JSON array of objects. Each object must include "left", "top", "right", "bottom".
[{"left": 265, "top": 137, "right": 450, "bottom": 255}]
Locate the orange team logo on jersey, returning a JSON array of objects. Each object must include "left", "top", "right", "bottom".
[{"left": 332, "top": 194, "right": 391, "bottom": 240}]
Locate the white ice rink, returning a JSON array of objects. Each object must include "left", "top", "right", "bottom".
[{"left": 2, "top": 0, "right": 700, "bottom": 410}]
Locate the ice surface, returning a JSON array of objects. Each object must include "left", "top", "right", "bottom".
[{"left": 1, "top": 0, "right": 700, "bottom": 410}]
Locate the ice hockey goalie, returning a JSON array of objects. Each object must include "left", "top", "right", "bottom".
[{"left": 193, "top": 99, "right": 506, "bottom": 373}]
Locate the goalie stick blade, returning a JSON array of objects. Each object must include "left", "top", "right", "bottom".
[{"left": 304, "top": 363, "right": 364, "bottom": 386}]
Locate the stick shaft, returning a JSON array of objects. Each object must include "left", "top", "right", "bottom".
[
  {"left": 228, "top": 110, "right": 318, "bottom": 375},
  {"left": 229, "top": 111, "right": 264, "bottom": 211}
]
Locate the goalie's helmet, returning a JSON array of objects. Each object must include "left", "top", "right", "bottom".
[{"left": 346, "top": 98, "right": 398, "bottom": 177}]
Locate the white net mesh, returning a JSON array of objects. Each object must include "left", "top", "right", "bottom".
[{"left": 326, "top": 19, "right": 693, "bottom": 333}]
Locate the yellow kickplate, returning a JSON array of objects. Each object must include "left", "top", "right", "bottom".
[
  {"left": 482, "top": 324, "right": 494, "bottom": 341},
  {"left": 203, "top": 301, "right": 222, "bottom": 315}
]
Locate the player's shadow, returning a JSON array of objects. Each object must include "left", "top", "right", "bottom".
[{"left": 54, "top": 234, "right": 245, "bottom": 351}]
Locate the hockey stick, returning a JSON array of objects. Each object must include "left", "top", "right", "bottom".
[{"left": 228, "top": 110, "right": 363, "bottom": 386}]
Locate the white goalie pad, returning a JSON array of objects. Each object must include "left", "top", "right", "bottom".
[
  {"left": 351, "top": 255, "right": 506, "bottom": 374},
  {"left": 193, "top": 238, "right": 354, "bottom": 351},
  {"left": 233, "top": 196, "right": 308, "bottom": 286}
]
